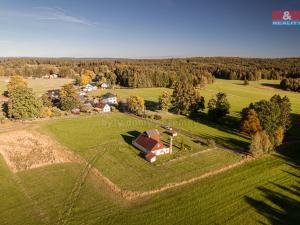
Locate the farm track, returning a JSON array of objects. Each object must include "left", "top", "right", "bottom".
[{"left": 56, "top": 149, "right": 108, "bottom": 225}]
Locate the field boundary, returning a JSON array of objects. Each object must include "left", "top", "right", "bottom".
[{"left": 90, "top": 155, "right": 254, "bottom": 200}]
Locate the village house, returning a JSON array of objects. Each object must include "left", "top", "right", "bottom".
[
  {"left": 95, "top": 102, "right": 111, "bottom": 113},
  {"left": 132, "top": 129, "right": 170, "bottom": 162},
  {"left": 47, "top": 89, "right": 60, "bottom": 98},
  {"left": 43, "top": 74, "right": 58, "bottom": 79},
  {"left": 100, "top": 93, "right": 117, "bottom": 105},
  {"left": 100, "top": 82, "right": 109, "bottom": 89}
]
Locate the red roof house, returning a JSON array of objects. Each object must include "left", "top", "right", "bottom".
[{"left": 132, "top": 129, "right": 170, "bottom": 158}]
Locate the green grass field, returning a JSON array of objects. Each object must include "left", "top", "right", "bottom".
[
  {"left": 41, "top": 113, "right": 242, "bottom": 191},
  {"left": 0, "top": 144, "right": 298, "bottom": 225},
  {"left": 0, "top": 77, "right": 73, "bottom": 96},
  {"left": 89, "top": 79, "right": 300, "bottom": 150},
  {"left": 0, "top": 79, "right": 299, "bottom": 225}
]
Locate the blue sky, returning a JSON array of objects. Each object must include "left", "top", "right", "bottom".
[{"left": 0, "top": 0, "right": 299, "bottom": 58}]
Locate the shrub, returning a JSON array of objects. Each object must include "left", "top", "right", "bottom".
[
  {"left": 79, "top": 104, "right": 93, "bottom": 113},
  {"left": 243, "top": 80, "right": 249, "bottom": 85},
  {"left": 51, "top": 107, "right": 63, "bottom": 117},
  {"left": 40, "top": 107, "right": 53, "bottom": 118},
  {"left": 153, "top": 114, "right": 162, "bottom": 120}
]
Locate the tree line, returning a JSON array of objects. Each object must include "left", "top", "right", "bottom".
[{"left": 0, "top": 57, "right": 299, "bottom": 87}]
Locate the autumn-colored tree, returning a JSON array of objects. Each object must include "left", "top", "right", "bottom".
[
  {"left": 127, "top": 95, "right": 145, "bottom": 115},
  {"left": 7, "top": 75, "right": 28, "bottom": 94},
  {"left": 59, "top": 84, "right": 80, "bottom": 111},
  {"left": 249, "top": 131, "right": 273, "bottom": 156},
  {"left": 274, "top": 127, "right": 284, "bottom": 146},
  {"left": 240, "top": 109, "right": 262, "bottom": 135},
  {"left": 80, "top": 70, "right": 95, "bottom": 85},
  {"left": 172, "top": 76, "right": 200, "bottom": 115},
  {"left": 7, "top": 86, "right": 43, "bottom": 119},
  {"left": 158, "top": 91, "right": 171, "bottom": 111}
]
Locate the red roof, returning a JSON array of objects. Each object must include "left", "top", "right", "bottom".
[
  {"left": 145, "top": 152, "right": 156, "bottom": 160},
  {"left": 133, "top": 133, "right": 165, "bottom": 152}
]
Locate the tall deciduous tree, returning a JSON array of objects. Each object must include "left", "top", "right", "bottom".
[
  {"left": 171, "top": 76, "right": 200, "bottom": 115},
  {"left": 127, "top": 95, "right": 145, "bottom": 116},
  {"left": 208, "top": 92, "right": 230, "bottom": 120},
  {"left": 7, "top": 75, "right": 27, "bottom": 94},
  {"left": 158, "top": 91, "right": 171, "bottom": 111},
  {"left": 240, "top": 109, "right": 262, "bottom": 135},
  {"left": 7, "top": 86, "right": 43, "bottom": 119},
  {"left": 59, "top": 84, "right": 80, "bottom": 111}
]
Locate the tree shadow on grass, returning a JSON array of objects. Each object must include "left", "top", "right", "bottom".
[
  {"left": 189, "top": 111, "right": 245, "bottom": 139},
  {"left": 145, "top": 100, "right": 159, "bottom": 112},
  {"left": 285, "top": 113, "right": 300, "bottom": 142},
  {"left": 188, "top": 111, "right": 250, "bottom": 152},
  {"left": 260, "top": 83, "right": 281, "bottom": 90},
  {"left": 244, "top": 142, "right": 300, "bottom": 225}
]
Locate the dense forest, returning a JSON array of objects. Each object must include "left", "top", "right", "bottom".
[{"left": 0, "top": 57, "right": 299, "bottom": 88}]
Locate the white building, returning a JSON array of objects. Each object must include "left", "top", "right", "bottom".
[{"left": 101, "top": 93, "right": 117, "bottom": 105}]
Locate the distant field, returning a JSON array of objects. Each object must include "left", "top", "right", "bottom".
[{"left": 0, "top": 77, "right": 73, "bottom": 95}]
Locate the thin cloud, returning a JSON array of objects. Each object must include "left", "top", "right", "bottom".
[
  {"left": 35, "top": 7, "right": 96, "bottom": 26},
  {"left": 0, "top": 7, "right": 96, "bottom": 26},
  {"left": 34, "top": 6, "right": 96, "bottom": 26}
]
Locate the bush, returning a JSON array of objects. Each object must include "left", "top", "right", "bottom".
[
  {"left": 40, "top": 107, "right": 53, "bottom": 118},
  {"left": 110, "top": 106, "right": 117, "bottom": 112},
  {"left": 51, "top": 107, "right": 63, "bottom": 117},
  {"left": 243, "top": 80, "right": 249, "bottom": 85},
  {"left": 153, "top": 114, "right": 162, "bottom": 120},
  {"left": 79, "top": 104, "right": 93, "bottom": 113}
]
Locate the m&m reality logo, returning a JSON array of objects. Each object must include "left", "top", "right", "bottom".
[{"left": 272, "top": 10, "right": 300, "bottom": 25}]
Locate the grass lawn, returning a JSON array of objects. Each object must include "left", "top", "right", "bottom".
[
  {"left": 88, "top": 79, "right": 300, "bottom": 151},
  {"left": 41, "top": 113, "right": 242, "bottom": 191},
  {"left": 1, "top": 144, "right": 298, "bottom": 225},
  {"left": 0, "top": 79, "right": 299, "bottom": 224},
  {"left": 0, "top": 77, "right": 73, "bottom": 96}
]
